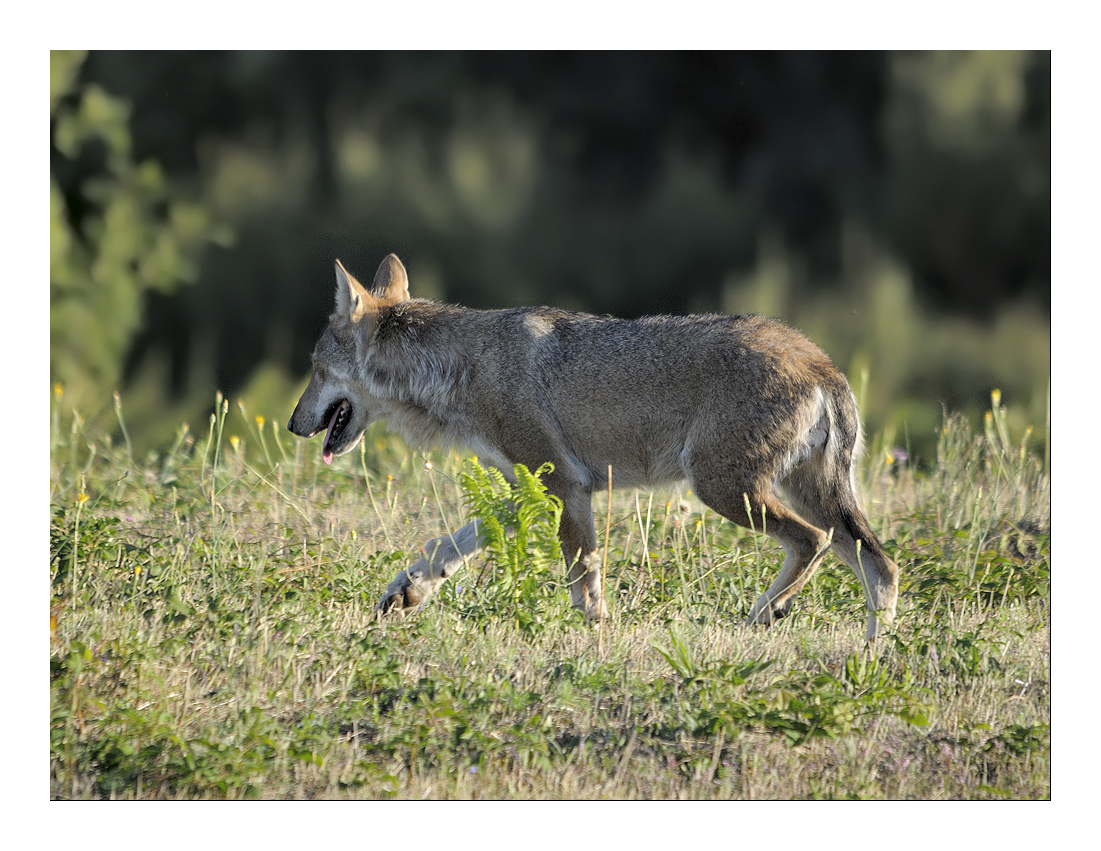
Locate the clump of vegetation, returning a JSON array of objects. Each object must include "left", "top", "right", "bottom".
[
  {"left": 50, "top": 387, "right": 1049, "bottom": 800},
  {"left": 449, "top": 460, "right": 566, "bottom": 635}
]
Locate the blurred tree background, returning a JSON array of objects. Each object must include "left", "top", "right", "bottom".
[{"left": 50, "top": 50, "right": 1049, "bottom": 464}]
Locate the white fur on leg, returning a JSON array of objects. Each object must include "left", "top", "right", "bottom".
[
  {"left": 568, "top": 551, "right": 609, "bottom": 622},
  {"left": 865, "top": 596, "right": 896, "bottom": 642},
  {"left": 859, "top": 562, "right": 897, "bottom": 642},
  {"left": 747, "top": 543, "right": 800, "bottom": 626},
  {"left": 378, "top": 520, "right": 483, "bottom": 613}
]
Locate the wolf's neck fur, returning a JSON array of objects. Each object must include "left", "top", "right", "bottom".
[{"left": 364, "top": 300, "right": 476, "bottom": 450}]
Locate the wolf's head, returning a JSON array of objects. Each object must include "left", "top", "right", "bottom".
[{"left": 287, "top": 254, "right": 410, "bottom": 464}]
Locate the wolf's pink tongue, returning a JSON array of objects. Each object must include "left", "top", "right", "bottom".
[{"left": 322, "top": 402, "right": 345, "bottom": 466}]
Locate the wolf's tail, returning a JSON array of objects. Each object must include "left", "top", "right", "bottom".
[{"left": 819, "top": 377, "right": 890, "bottom": 560}]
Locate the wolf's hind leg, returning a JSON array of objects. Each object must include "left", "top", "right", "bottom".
[
  {"left": 688, "top": 465, "right": 829, "bottom": 628},
  {"left": 377, "top": 520, "right": 483, "bottom": 614},
  {"left": 781, "top": 468, "right": 900, "bottom": 641}
]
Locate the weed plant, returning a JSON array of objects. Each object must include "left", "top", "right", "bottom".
[{"left": 49, "top": 388, "right": 1049, "bottom": 799}]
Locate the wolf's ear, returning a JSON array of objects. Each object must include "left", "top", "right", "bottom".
[
  {"left": 334, "top": 259, "right": 373, "bottom": 322},
  {"left": 369, "top": 254, "right": 410, "bottom": 305}
]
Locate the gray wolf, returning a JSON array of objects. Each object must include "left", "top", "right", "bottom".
[{"left": 288, "top": 254, "right": 899, "bottom": 640}]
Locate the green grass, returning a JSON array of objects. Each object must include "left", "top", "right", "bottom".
[{"left": 49, "top": 389, "right": 1049, "bottom": 800}]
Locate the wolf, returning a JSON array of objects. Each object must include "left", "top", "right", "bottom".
[{"left": 288, "top": 254, "right": 899, "bottom": 640}]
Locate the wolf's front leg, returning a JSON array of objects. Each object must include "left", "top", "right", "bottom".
[
  {"left": 558, "top": 490, "right": 608, "bottom": 623},
  {"left": 377, "top": 520, "right": 483, "bottom": 614}
]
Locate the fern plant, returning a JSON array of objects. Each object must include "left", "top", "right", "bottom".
[{"left": 457, "top": 461, "right": 565, "bottom": 634}]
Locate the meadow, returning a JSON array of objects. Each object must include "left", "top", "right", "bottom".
[{"left": 49, "top": 388, "right": 1049, "bottom": 800}]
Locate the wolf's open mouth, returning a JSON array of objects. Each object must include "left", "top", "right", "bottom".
[{"left": 321, "top": 400, "right": 351, "bottom": 465}]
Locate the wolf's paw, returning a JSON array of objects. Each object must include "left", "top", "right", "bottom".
[
  {"left": 376, "top": 571, "right": 426, "bottom": 616},
  {"left": 584, "top": 598, "right": 610, "bottom": 625},
  {"left": 745, "top": 596, "right": 794, "bottom": 628}
]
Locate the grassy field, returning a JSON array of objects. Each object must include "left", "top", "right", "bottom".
[{"left": 49, "top": 389, "right": 1049, "bottom": 800}]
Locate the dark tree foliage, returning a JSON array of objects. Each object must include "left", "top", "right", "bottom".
[{"left": 56, "top": 51, "right": 1049, "bottom": 410}]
